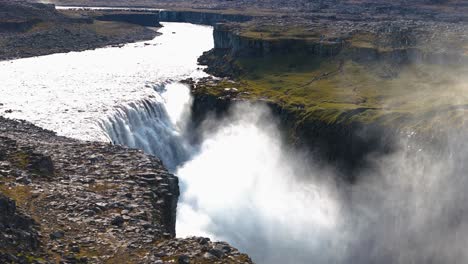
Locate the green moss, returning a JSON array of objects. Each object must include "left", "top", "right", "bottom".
[
  {"left": 26, "top": 255, "right": 45, "bottom": 263},
  {"left": 11, "top": 151, "right": 30, "bottom": 170},
  {"left": 239, "top": 24, "right": 323, "bottom": 41},
  {"left": 201, "top": 51, "right": 468, "bottom": 132}
]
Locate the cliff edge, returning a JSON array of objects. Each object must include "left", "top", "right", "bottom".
[{"left": 0, "top": 117, "right": 252, "bottom": 264}]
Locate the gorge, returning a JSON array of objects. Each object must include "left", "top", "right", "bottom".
[{"left": 1, "top": 2, "right": 468, "bottom": 264}]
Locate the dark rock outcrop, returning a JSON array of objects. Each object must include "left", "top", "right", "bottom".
[
  {"left": 0, "top": 193, "right": 42, "bottom": 263},
  {"left": 212, "top": 23, "right": 344, "bottom": 57},
  {"left": 189, "top": 80, "right": 395, "bottom": 180},
  {"left": 0, "top": 117, "right": 252, "bottom": 263},
  {"left": 159, "top": 10, "right": 252, "bottom": 26}
]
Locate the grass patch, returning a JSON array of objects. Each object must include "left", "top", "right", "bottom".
[
  {"left": 202, "top": 52, "right": 468, "bottom": 131},
  {"left": 239, "top": 24, "right": 323, "bottom": 41},
  {"left": 0, "top": 184, "right": 32, "bottom": 208}
]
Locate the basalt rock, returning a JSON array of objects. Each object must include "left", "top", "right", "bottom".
[
  {"left": 212, "top": 23, "right": 345, "bottom": 57},
  {"left": 159, "top": 10, "right": 252, "bottom": 26},
  {"left": 0, "top": 117, "right": 252, "bottom": 263},
  {"left": 0, "top": 193, "right": 42, "bottom": 262},
  {"left": 188, "top": 79, "right": 396, "bottom": 181}
]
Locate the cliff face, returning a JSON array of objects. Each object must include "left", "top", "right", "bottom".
[
  {"left": 211, "top": 23, "right": 468, "bottom": 65},
  {"left": 213, "top": 23, "right": 345, "bottom": 57},
  {"left": 189, "top": 85, "right": 395, "bottom": 180},
  {"left": 159, "top": 10, "right": 252, "bottom": 26},
  {"left": 0, "top": 117, "right": 252, "bottom": 263},
  {"left": 194, "top": 17, "right": 467, "bottom": 173}
]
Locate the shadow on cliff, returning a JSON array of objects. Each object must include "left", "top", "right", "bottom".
[{"left": 178, "top": 99, "right": 468, "bottom": 264}]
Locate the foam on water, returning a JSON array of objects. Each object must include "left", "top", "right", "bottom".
[
  {"left": 0, "top": 22, "right": 213, "bottom": 141},
  {"left": 3, "top": 20, "right": 464, "bottom": 264}
]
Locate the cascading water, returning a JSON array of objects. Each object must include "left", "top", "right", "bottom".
[
  {"left": 103, "top": 81, "right": 345, "bottom": 263},
  {"left": 99, "top": 82, "right": 194, "bottom": 170},
  {"left": 103, "top": 80, "right": 468, "bottom": 263},
  {"left": 2, "top": 19, "right": 468, "bottom": 264},
  {"left": 0, "top": 22, "right": 213, "bottom": 141},
  {"left": 175, "top": 103, "right": 343, "bottom": 263}
]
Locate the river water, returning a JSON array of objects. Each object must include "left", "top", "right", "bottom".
[
  {"left": 2, "top": 22, "right": 468, "bottom": 264},
  {"left": 0, "top": 21, "right": 340, "bottom": 263},
  {"left": 0, "top": 22, "right": 211, "bottom": 142}
]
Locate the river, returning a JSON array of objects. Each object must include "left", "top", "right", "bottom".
[{"left": 1, "top": 22, "right": 468, "bottom": 264}]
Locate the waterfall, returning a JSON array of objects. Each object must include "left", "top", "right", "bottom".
[
  {"left": 99, "top": 85, "right": 343, "bottom": 263},
  {"left": 99, "top": 81, "right": 468, "bottom": 264},
  {"left": 99, "top": 82, "right": 193, "bottom": 170}
]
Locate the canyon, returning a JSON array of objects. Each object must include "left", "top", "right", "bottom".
[{"left": 1, "top": 1, "right": 468, "bottom": 264}]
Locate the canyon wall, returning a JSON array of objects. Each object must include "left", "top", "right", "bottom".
[
  {"left": 159, "top": 10, "right": 252, "bottom": 25},
  {"left": 189, "top": 90, "right": 395, "bottom": 180},
  {"left": 213, "top": 24, "right": 345, "bottom": 57}
]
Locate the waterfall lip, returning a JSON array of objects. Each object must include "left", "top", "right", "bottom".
[
  {"left": 0, "top": 22, "right": 214, "bottom": 142},
  {"left": 99, "top": 81, "right": 198, "bottom": 171}
]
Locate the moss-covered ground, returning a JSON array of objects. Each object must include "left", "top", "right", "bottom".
[{"left": 197, "top": 52, "right": 468, "bottom": 132}]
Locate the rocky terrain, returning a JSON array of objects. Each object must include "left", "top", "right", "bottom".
[
  {"left": 39, "top": 0, "right": 468, "bottom": 22},
  {"left": 153, "top": 0, "right": 467, "bottom": 176},
  {"left": 0, "top": 0, "right": 159, "bottom": 61},
  {"left": 1, "top": 0, "right": 468, "bottom": 262},
  {"left": 0, "top": 117, "right": 252, "bottom": 263}
]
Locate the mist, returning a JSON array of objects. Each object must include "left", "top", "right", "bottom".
[
  {"left": 175, "top": 100, "right": 468, "bottom": 263},
  {"left": 92, "top": 46, "right": 468, "bottom": 263},
  {"left": 176, "top": 103, "right": 345, "bottom": 263}
]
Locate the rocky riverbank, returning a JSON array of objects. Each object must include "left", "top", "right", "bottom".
[
  {"left": 0, "top": 1, "right": 159, "bottom": 61},
  {"left": 0, "top": 116, "right": 253, "bottom": 263}
]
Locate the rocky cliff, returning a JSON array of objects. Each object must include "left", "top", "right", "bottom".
[
  {"left": 209, "top": 20, "right": 467, "bottom": 64},
  {"left": 191, "top": 6, "right": 467, "bottom": 178},
  {"left": 212, "top": 23, "right": 344, "bottom": 57},
  {"left": 158, "top": 10, "right": 252, "bottom": 26},
  {"left": 0, "top": 117, "right": 253, "bottom": 263},
  {"left": 188, "top": 82, "right": 395, "bottom": 180}
]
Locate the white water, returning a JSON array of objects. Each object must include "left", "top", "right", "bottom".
[
  {"left": 55, "top": 6, "right": 163, "bottom": 11},
  {"left": 0, "top": 20, "right": 344, "bottom": 262},
  {"left": 2, "top": 21, "right": 468, "bottom": 264},
  {"left": 176, "top": 104, "right": 344, "bottom": 263},
  {"left": 99, "top": 82, "right": 194, "bottom": 170},
  {"left": 0, "top": 22, "right": 212, "bottom": 141}
]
